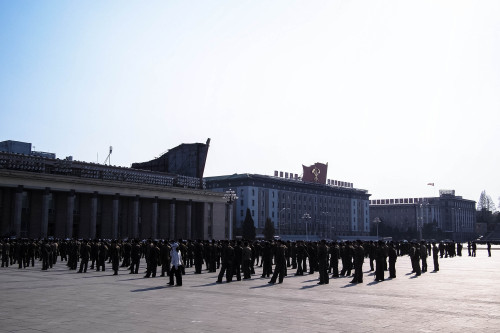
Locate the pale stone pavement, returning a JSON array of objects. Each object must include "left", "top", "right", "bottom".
[{"left": 0, "top": 246, "right": 498, "bottom": 333}]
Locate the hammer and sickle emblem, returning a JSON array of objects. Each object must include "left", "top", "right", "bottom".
[{"left": 312, "top": 167, "right": 320, "bottom": 181}]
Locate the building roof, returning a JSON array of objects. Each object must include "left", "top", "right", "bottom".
[{"left": 205, "top": 173, "right": 370, "bottom": 197}]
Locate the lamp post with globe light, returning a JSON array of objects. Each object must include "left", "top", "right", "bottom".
[
  {"left": 223, "top": 189, "right": 238, "bottom": 240},
  {"left": 302, "top": 213, "right": 311, "bottom": 241}
]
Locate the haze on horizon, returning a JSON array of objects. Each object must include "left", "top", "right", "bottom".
[{"left": 1, "top": 1, "right": 499, "bottom": 206}]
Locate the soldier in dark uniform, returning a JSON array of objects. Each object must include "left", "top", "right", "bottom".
[
  {"left": 186, "top": 240, "right": 194, "bottom": 268},
  {"left": 178, "top": 240, "right": 188, "bottom": 275},
  {"left": 295, "top": 241, "right": 306, "bottom": 276},
  {"left": 242, "top": 241, "right": 253, "bottom": 279},
  {"left": 41, "top": 240, "right": 52, "bottom": 270},
  {"left": 121, "top": 240, "right": 131, "bottom": 268},
  {"left": 27, "top": 239, "right": 36, "bottom": 267},
  {"left": 439, "top": 242, "right": 445, "bottom": 258},
  {"left": 432, "top": 242, "right": 439, "bottom": 272},
  {"left": 329, "top": 241, "right": 340, "bottom": 278},
  {"left": 290, "top": 242, "right": 297, "bottom": 269},
  {"left": 51, "top": 240, "right": 58, "bottom": 265},
  {"left": 388, "top": 242, "right": 397, "bottom": 278},
  {"left": 368, "top": 241, "right": 376, "bottom": 272},
  {"left": 96, "top": 241, "right": 107, "bottom": 271},
  {"left": 269, "top": 241, "right": 287, "bottom": 284},
  {"left": 2, "top": 239, "right": 10, "bottom": 267},
  {"left": 216, "top": 241, "right": 234, "bottom": 283},
  {"left": 129, "top": 239, "right": 141, "bottom": 274},
  {"left": 193, "top": 240, "right": 204, "bottom": 274},
  {"left": 160, "top": 240, "right": 172, "bottom": 277},
  {"left": 78, "top": 240, "right": 91, "bottom": 273},
  {"left": 317, "top": 240, "right": 329, "bottom": 285},
  {"left": 472, "top": 242, "right": 477, "bottom": 257},
  {"left": 233, "top": 241, "right": 243, "bottom": 281},
  {"left": 16, "top": 240, "right": 25, "bottom": 269},
  {"left": 110, "top": 240, "right": 121, "bottom": 275},
  {"left": 249, "top": 242, "right": 256, "bottom": 275},
  {"left": 253, "top": 241, "right": 262, "bottom": 267},
  {"left": 340, "top": 241, "right": 353, "bottom": 276},
  {"left": 374, "top": 241, "right": 386, "bottom": 282},
  {"left": 68, "top": 240, "right": 80, "bottom": 270},
  {"left": 202, "top": 240, "right": 210, "bottom": 271},
  {"left": 90, "top": 240, "right": 99, "bottom": 270},
  {"left": 308, "top": 242, "right": 318, "bottom": 274},
  {"left": 350, "top": 240, "right": 364, "bottom": 284},
  {"left": 420, "top": 241, "right": 428, "bottom": 273},
  {"left": 410, "top": 242, "right": 421, "bottom": 276},
  {"left": 261, "top": 241, "right": 273, "bottom": 278},
  {"left": 209, "top": 241, "right": 218, "bottom": 273},
  {"left": 487, "top": 242, "right": 492, "bottom": 257},
  {"left": 144, "top": 241, "right": 160, "bottom": 278},
  {"left": 215, "top": 241, "right": 221, "bottom": 269},
  {"left": 10, "top": 240, "right": 16, "bottom": 265},
  {"left": 59, "top": 240, "right": 67, "bottom": 262}
]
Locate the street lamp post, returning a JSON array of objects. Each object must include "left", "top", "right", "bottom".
[
  {"left": 321, "top": 212, "right": 331, "bottom": 239},
  {"left": 223, "top": 189, "right": 238, "bottom": 240},
  {"left": 373, "top": 217, "right": 382, "bottom": 240},
  {"left": 278, "top": 208, "right": 289, "bottom": 238},
  {"left": 302, "top": 213, "right": 311, "bottom": 241},
  {"left": 418, "top": 204, "right": 424, "bottom": 240}
]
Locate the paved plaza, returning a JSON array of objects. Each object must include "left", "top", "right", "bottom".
[{"left": 0, "top": 246, "right": 499, "bottom": 333}]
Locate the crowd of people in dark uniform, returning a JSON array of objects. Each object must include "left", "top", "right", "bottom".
[{"left": 0, "top": 237, "right": 492, "bottom": 287}]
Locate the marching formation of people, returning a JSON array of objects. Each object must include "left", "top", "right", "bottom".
[{"left": 0, "top": 237, "right": 493, "bottom": 287}]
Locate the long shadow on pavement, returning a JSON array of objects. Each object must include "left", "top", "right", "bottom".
[
  {"left": 366, "top": 280, "right": 381, "bottom": 286},
  {"left": 131, "top": 285, "right": 168, "bottom": 292},
  {"left": 301, "top": 284, "right": 321, "bottom": 289},
  {"left": 249, "top": 283, "right": 275, "bottom": 289},
  {"left": 191, "top": 282, "right": 220, "bottom": 287}
]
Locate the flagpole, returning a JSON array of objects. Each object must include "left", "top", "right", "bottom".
[{"left": 427, "top": 182, "right": 435, "bottom": 198}]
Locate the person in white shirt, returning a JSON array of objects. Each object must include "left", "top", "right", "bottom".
[{"left": 168, "top": 242, "right": 183, "bottom": 286}]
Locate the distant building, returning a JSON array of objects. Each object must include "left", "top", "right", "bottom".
[
  {"left": 0, "top": 140, "right": 56, "bottom": 159},
  {"left": 205, "top": 166, "right": 371, "bottom": 241},
  {"left": 369, "top": 190, "right": 476, "bottom": 241},
  {"left": 0, "top": 140, "right": 226, "bottom": 240}
]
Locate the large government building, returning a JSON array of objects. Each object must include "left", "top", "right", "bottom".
[
  {"left": 369, "top": 190, "right": 476, "bottom": 242},
  {"left": 206, "top": 162, "right": 372, "bottom": 241},
  {"left": 0, "top": 140, "right": 227, "bottom": 240}
]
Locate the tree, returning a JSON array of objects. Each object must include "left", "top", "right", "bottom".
[
  {"left": 242, "top": 208, "right": 256, "bottom": 240},
  {"left": 263, "top": 218, "right": 275, "bottom": 240},
  {"left": 478, "top": 191, "right": 497, "bottom": 212}
]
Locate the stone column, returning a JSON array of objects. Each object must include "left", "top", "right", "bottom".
[
  {"left": 112, "top": 194, "right": 119, "bottom": 239},
  {"left": 40, "top": 188, "right": 50, "bottom": 238},
  {"left": 66, "top": 190, "right": 75, "bottom": 238},
  {"left": 186, "top": 200, "right": 192, "bottom": 240},
  {"left": 132, "top": 195, "right": 139, "bottom": 239},
  {"left": 170, "top": 198, "right": 176, "bottom": 240},
  {"left": 151, "top": 197, "right": 158, "bottom": 239},
  {"left": 13, "top": 186, "right": 23, "bottom": 237},
  {"left": 90, "top": 192, "right": 98, "bottom": 240}
]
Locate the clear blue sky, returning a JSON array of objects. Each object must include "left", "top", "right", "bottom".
[{"left": 1, "top": 1, "right": 499, "bottom": 206}]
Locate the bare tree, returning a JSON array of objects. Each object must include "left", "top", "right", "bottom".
[{"left": 477, "top": 190, "right": 497, "bottom": 212}]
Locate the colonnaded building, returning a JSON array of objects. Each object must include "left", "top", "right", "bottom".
[
  {"left": 369, "top": 190, "right": 476, "bottom": 242},
  {"left": 205, "top": 162, "right": 372, "bottom": 241},
  {"left": 0, "top": 139, "right": 228, "bottom": 240}
]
